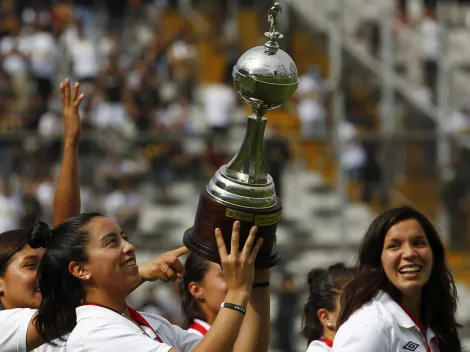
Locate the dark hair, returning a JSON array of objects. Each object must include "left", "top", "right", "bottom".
[
  {"left": 0, "top": 230, "right": 30, "bottom": 276},
  {"left": 28, "top": 212, "right": 103, "bottom": 345},
  {"left": 0, "top": 229, "right": 30, "bottom": 309},
  {"left": 338, "top": 206, "right": 461, "bottom": 352},
  {"left": 179, "top": 253, "right": 211, "bottom": 327},
  {"left": 301, "top": 263, "right": 354, "bottom": 344}
]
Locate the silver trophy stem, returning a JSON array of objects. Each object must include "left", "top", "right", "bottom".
[{"left": 225, "top": 112, "right": 268, "bottom": 184}]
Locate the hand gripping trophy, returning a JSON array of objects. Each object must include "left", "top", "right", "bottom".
[{"left": 184, "top": 2, "right": 298, "bottom": 268}]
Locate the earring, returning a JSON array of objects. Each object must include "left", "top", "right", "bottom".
[
  {"left": 85, "top": 274, "right": 90, "bottom": 279},
  {"left": 327, "top": 322, "right": 334, "bottom": 329}
]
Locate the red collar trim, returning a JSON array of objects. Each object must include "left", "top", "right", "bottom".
[
  {"left": 321, "top": 337, "right": 333, "bottom": 347},
  {"left": 189, "top": 320, "right": 209, "bottom": 336}
]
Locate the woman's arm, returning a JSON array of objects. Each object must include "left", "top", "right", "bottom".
[
  {"left": 53, "top": 79, "right": 84, "bottom": 227},
  {"left": 191, "top": 222, "right": 263, "bottom": 352},
  {"left": 233, "top": 268, "right": 271, "bottom": 352}
]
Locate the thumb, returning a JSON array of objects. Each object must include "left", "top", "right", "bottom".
[{"left": 169, "top": 246, "right": 190, "bottom": 257}]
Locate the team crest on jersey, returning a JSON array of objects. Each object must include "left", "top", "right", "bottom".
[{"left": 403, "top": 341, "right": 419, "bottom": 351}]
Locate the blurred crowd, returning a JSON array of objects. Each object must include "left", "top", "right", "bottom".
[{"left": 0, "top": 0, "right": 248, "bottom": 234}]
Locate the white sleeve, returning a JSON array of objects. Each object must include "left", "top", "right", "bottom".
[
  {"left": 140, "top": 312, "right": 202, "bottom": 352},
  {"left": 81, "top": 323, "right": 173, "bottom": 352},
  {"left": 332, "top": 313, "right": 392, "bottom": 352},
  {"left": 0, "top": 308, "right": 37, "bottom": 352}
]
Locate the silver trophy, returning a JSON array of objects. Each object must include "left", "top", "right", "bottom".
[{"left": 184, "top": 2, "right": 298, "bottom": 267}]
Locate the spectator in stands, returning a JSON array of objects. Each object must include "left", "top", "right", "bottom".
[
  {"left": 66, "top": 20, "right": 99, "bottom": 84},
  {"left": 0, "top": 24, "right": 29, "bottom": 112},
  {"left": 295, "top": 66, "right": 326, "bottom": 138},
  {"left": 28, "top": 22, "right": 58, "bottom": 103},
  {"left": 361, "top": 140, "right": 388, "bottom": 208},
  {"left": 338, "top": 122, "right": 366, "bottom": 183},
  {"left": 0, "top": 178, "right": 21, "bottom": 233},
  {"left": 93, "top": 54, "right": 132, "bottom": 133},
  {"left": 202, "top": 65, "right": 236, "bottom": 153},
  {"left": 104, "top": 177, "right": 142, "bottom": 232},
  {"left": 19, "top": 178, "right": 42, "bottom": 229},
  {"left": 168, "top": 24, "right": 198, "bottom": 102},
  {"left": 419, "top": 7, "right": 441, "bottom": 101}
]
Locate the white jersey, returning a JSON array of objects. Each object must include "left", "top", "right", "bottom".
[
  {"left": 332, "top": 291, "right": 438, "bottom": 352},
  {"left": 0, "top": 308, "right": 65, "bottom": 352},
  {"left": 65, "top": 305, "right": 202, "bottom": 352},
  {"left": 306, "top": 339, "right": 332, "bottom": 352}
]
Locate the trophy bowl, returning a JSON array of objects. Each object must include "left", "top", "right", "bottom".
[
  {"left": 233, "top": 47, "right": 299, "bottom": 110},
  {"left": 184, "top": 2, "right": 298, "bottom": 268}
]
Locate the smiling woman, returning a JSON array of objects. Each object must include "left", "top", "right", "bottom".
[
  {"left": 0, "top": 230, "right": 44, "bottom": 310},
  {"left": 30, "top": 215, "right": 264, "bottom": 352},
  {"left": 332, "top": 206, "right": 461, "bottom": 352}
]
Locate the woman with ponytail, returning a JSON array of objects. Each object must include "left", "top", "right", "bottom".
[
  {"left": 31, "top": 216, "right": 264, "bottom": 352},
  {"left": 179, "top": 253, "right": 226, "bottom": 336},
  {"left": 301, "top": 263, "right": 354, "bottom": 352}
]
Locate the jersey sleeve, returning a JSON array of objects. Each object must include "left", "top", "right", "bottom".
[
  {"left": 332, "top": 313, "right": 392, "bottom": 352},
  {"left": 140, "top": 312, "right": 202, "bottom": 352},
  {"left": 0, "top": 308, "right": 37, "bottom": 352}
]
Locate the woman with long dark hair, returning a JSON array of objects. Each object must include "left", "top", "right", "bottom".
[
  {"left": 30, "top": 216, "right": 265, "bottom": 352},
  {"left": 301, "top": 263, "right": 354, "bottom": 351},
  {"left": 333, "top": 206, "right": 461, "bottom": 352}
]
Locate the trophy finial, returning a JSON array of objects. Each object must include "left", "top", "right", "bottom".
[
  {"left": 268, "top": 2, "right": 282, "bottom": 39},
  {"left": 264, "top": 2, "right": 283, "bottom": 51}
]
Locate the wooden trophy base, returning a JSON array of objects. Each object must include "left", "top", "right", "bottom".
[{"left": 184, "top": 189, "right": 281, "bottom": 268}]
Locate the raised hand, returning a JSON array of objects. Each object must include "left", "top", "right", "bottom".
[
  {"left": 139, "top": 246, "right": 189, "bottom": 283},
  {"left": 215, "top": 221, "right": 263, "bottom": 297},
  {"left": 60, "top": 79, "right": 84, "bottom": 146}
]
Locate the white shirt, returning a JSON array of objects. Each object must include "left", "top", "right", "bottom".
[
  {"left": 0, "top": 36, "right": 28, "bottom": 75},
  {"left": 0, "top": 193, "right": 21, "bottom": 233},
  {"left": 306, "top": 339, "right": 331, "bottom": 352},
  {"left": 68, "top": 39, "right": 98, "bottom": 79},
  {"left": 0, "top": 308, "right": 65, "bottom": 352},
  {"left": 419, "top": 18, "right": 441, "bottom": 60},
  {"left": 27, "top": 31, "right": 58, "bottom": 78},
  {"left": 0, "top": 308, "right": 36, "bottom": 352},
  {"left": 141, "top": 312, "right": 202, "bottom": 351},
  {"left": 332, "top": 291, "right": 438, "bottom": 352},
  {"left": 202, "top": 84, "right": 236, "bottom": 128},
  {"left": 66, "top": 306, "right": 201, "bottom": 352},
  {"left": 104, "top": 190, "right": 141, "bottom": 219}
]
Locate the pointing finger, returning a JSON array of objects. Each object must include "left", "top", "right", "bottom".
[{"left": 169, "top": 246, "right": 190, "bottom": 257}]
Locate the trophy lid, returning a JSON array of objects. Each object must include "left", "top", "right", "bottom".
[{"left": 233, "top": 2, "right": 299, "bottom": 114}]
